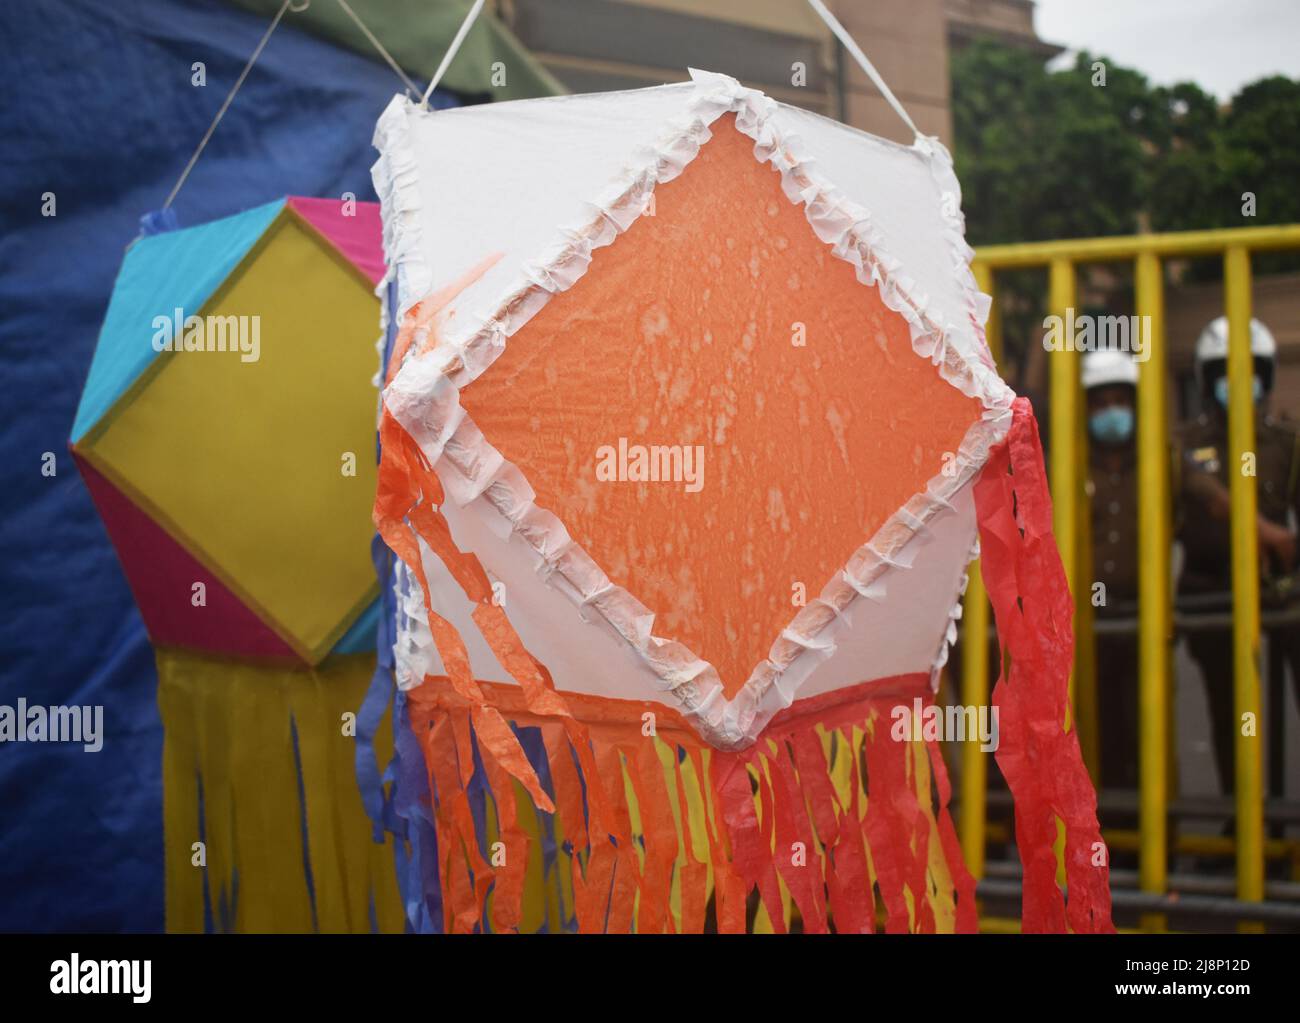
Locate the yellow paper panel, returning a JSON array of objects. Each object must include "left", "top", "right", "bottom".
[{"left": 88, "top": 216, "right": 379, "bottom": 661}]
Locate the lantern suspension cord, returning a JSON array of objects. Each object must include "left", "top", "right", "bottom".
[
  {"left": 163, "top": 0, "right": 303, "bottom": 210},
  {"left": 805, "top": 0, "right": 922, "bottom": 141},
  {"left": 420, "top": 0, "right": 486, "bottom": 109},
  {"left": 415, "top": 0, "right": 920, "bottom": 136},
  {"left": 164, "top": 0, "right": 422, "bottom": 210},
  {"left": 335, "top": 0, "right": 421, "bottom": 98}
]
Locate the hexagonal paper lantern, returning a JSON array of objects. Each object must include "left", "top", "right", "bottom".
[
  {"left": 368, "top": 72, "right": 1110, "bottom": 933},
  {"left": 72, "top": 197, "right": 384, "bottom": 665}
]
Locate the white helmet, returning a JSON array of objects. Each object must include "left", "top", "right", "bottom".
[
  {"left": 1194, "top": 316, "right": 1277, "bottom": 365},
  {"left": 1082, "top": 348, "right": 1138, "bottom": 390}
]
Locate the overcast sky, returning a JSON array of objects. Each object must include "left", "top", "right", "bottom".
[{"left": 1034, "top": 0, "right": 1300, "bottom": 101}]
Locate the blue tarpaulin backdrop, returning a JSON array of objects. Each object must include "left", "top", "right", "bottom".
[{"left": 0, "top": 0, "right": 456, "bottom": 931}]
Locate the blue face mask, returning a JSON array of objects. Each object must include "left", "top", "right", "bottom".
[
  {"left": 1089, "top": 405, "right": 1134, "bottom": 445},
  {"left": 1214, "top": 375, "right": 1263, "bottom": 409}
]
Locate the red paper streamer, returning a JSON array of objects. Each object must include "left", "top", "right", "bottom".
[{"left": 974, "top": 397, "right": 1114, "bottom": 933}]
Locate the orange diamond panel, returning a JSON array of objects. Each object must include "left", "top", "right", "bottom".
[{"left": 460, "top": 115, "right": 983, "bottom": 694}]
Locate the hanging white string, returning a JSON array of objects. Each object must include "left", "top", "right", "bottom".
[
  {"left": 163, "top": 0, "right": 302, "bottom": 209},
  {"left": 335, "top": 0, "right": 420, "bottom": 98},
  {"left": 805, "top": 0, "right": 922, "bottom": 141},
  {"left": 420, "top": 0, "right": 486, "bottom": 109}
]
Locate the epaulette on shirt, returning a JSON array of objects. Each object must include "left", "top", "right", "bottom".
[
  {"left": 1180, "top": 415, "right": 1221, "bottom": 475},
  {"left": 1268, "top": 415, "right": 1300, "bottom": 501},
  {"left": 1187, "top": 444, "right": 1221, "bottom": 474}
]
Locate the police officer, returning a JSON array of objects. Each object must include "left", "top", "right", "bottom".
[
  {"left": 1177, "top": 316, "right": 1300, "bottom": 797},
  {"left": 1084, "top": 349, "right": 1143, "bottom": 791}
]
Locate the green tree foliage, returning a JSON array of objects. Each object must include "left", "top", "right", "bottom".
[
  {"left": 952, "top": 43, "right": 1145, "bottom": 244},
  {"left": 951, "top": 41, "right": 1300, "bottom": 245},
  {"left": 1216, "top": 77, "right": 1300, "bottom": 277},
  {"left": 951, "top": 42, "right": 1300, "bottom": 375}
]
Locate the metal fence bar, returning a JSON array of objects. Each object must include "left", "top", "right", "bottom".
[
  {"left": 1047, "top": 259, "right": 1081, "bottom": 717},
  {"left": 1075, "top": 390, "right": 1100, "bottom": 780},
  {"left": 976, "top": 878, "right": 1300, "bottom": 926},
  {"left": 1224, "top": 246, "right": 1266, "bottom": 923},
  {"left": 960, "top": 262, "right": 998, "bottom": 878},
  {"left": 1135, "top": 249, "right": 1172, "bottom": 929},
  {"left": 976, "top": 224, "right": 1300, "bottom": 268}
]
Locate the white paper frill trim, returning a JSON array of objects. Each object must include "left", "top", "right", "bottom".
[{"left": 371, "top": 70, "right": 1014, "bottom": 750}]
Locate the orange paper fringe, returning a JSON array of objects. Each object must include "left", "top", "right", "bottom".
[
  {"left": 406, "top": 673, "right": 977, "bottom": 933},
  {"left": 375, "top": 310, "right": 1107, "bottom": 934}
]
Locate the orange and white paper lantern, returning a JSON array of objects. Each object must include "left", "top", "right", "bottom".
[{"left": 369, "top": 70, "right": 1111, "bottom": 934}]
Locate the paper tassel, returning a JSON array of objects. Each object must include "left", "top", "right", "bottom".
[
  {"left": 973, "top": 397, "right": 1113, "bottom": 933},
  {"left": 370, "top": 309, "right": 1110, "bottom": 933},
  {"left": 158, "top": 648, "right": 405, "bottom": 933},
  {"left": 392, "top": 671, "right": 977, "bottom": 933}
]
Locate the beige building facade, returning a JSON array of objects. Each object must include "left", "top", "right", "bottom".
[{"left": 498, "top": 0, "right": 1060, "bottom": 144}]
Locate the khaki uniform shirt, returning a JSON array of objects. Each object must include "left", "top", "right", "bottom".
[
  {"left": 1087, "top": 448, "right": 1140, "bottom": 606},
  {"left": 1176, "top": 412, "right": 1300, "bottom": 597}
]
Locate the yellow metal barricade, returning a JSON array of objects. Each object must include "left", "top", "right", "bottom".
[{"left": 963, "top": 223, "right": 1300, "bottom": 930}]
